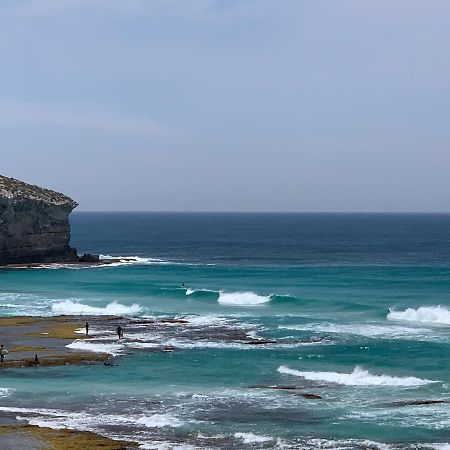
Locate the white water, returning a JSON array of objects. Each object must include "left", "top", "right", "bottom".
[
  {"left": 0, "top": 387, "right": 13, "bottom": 397},
  {"left": 234, "top": 432, "right": 273, "bottom": 444},
  {"left": 185, "top": 288, "right": 217, "bottom": 296},
  {"left": 278, "top": 365, "right": 438, "bottom": 386},
  {"left": 66, "top": 340, "right": 123, "bottom": 355},
  {"left": 388, "top": 306, "right": 450, "bottom": 325},
  {"left": 217, "top": 291, "right": 271, "bottom": 306},
  {"left": 136, "top": 414, "right": 183, "bottom": 428},
  {"left": 278, "top": 323, "right": 435, "bottom": 340},
  {"left": 51, "top": 300, "right": 142, "bottom": 315}
]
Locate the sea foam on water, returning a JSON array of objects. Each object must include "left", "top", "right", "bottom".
[
  {"left": 387, "top": 306, "right": 450, "bottom": 325},
  {"left": 277, "top": 365, "right": 438, "bottom": 386}
]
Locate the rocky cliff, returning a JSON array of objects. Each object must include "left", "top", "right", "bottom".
[{"left": 0, "top": 175, "right": 78, "bottom": 265}]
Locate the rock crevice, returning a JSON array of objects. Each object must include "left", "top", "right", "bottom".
[{"left": 0, "top": 175, "right": 78, "bottom": 264}]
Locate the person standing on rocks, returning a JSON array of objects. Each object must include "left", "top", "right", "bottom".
[
  {"left": 117, "top": 325, "right": 123, "bottom": 339},
  {"left": 34, "top": 354, "right": 40, "bottom": 366},
  {"left": 85, "top": 322, "right": 89, "bottom": 336},
  {"left": 0, "top": 344, "right": 7, "bottom": 363}
]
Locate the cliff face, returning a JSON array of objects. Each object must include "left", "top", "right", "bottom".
[{"left": 0, "top": 176, "right": 78, "bottom": 265}]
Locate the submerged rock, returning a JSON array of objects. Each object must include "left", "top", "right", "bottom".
[
  {"left": 382, "top": 399, "right": 448, "bottom": 407},
  {"left": 0, "top": 175, "right": 78, "bottom": 265}
]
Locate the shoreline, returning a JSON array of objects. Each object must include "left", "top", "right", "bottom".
[
  {"left": 0, "top": 257, "right": 135, "bottom": 270},
  {"left": 0, "top": 424, "right": 138, "bottom": 449}
]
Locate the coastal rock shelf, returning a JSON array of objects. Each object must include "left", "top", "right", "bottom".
[{"left": 0, "top": 175, "right": 78, "bottom": 264}]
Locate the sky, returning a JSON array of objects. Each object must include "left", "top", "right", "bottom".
[{"left": 1, "top": 0, "right": 450, "bottom": 212}]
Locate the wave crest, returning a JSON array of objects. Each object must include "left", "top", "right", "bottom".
[
  {"left": 277, "top": 365, "right": 438, "bottom": 386},
  {"left": 218, "top": 291, "right": 271, "bottom": 306},
  {"left": 387, "top": 306, "right": 450, "bottom": 325},
  {"left": 51, "top": 300, "right": 141, "bottom": 316}
]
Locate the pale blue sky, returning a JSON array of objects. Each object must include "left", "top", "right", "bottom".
[{"left": 1, "top": 0, "right": 450, "bottom": 211}]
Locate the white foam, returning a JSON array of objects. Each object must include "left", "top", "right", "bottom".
[
  {"left": 136, "top": 414, "right": 183, "bottom": 428},
  {"left": 305, "top": 438, "right": 392, "bottom": 450},
  {"left": 277, "top": 365, "right": 438, "bottom": 386},
  {"left": 66, "top": 340, "right": 123, "bottom": 355},
  {"left": 234, "top": 432, "right": 273, "bottom": 444},
  {"left": 164, "top": 339, "right": 251, "bottom": 350},
  {"left": 388, "top": 306, "right": 450, "bottom": 325},
  {"left": 185, "top": 288, "right": 217, "bottom": 296},
  {"left": 0, "top": 406, "right": 63, "bottom": 416},
  {"left": 183, "top": 315, "right": 229, "bottom": 327},
  {"left": 99, "top": 254, "right": 195, "bottom": 267},
  {"left": 51, "top": 300, "right": 141, "bottom": 315},
  {"left": 128, "top": 342, "right": 161, "bottom": 349},
  {"left": 139, "top": 444, "right": 196, "bottom": 450},
  {"left": 279, "top": 323, "right": 433, "bottom": 340},
  {"left": 0, "top": 387, "right": 13, "bottom": 397},
  {"left": 218, "top": 291, "right": 271, "bottom": 306}
]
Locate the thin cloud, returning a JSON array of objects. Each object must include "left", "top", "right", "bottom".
[
  {"left": 5, "top": 0, "right": 244, "bottom": 20},
  {"left": 0, "top": 98, "right": 171, "bottom": 136}
]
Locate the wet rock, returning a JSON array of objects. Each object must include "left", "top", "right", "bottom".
[
  {"left": 245, "top": 339, "right": 278, "bottom": 345},
  {"left": 382, "top": 399, "right": 448, "bottom": 407},
  {"left": 298, "top": 393, "right": 323, "bottom": 399},
  {"left": 78, "top": 253, "right": 100, "bottom": 263},
  {"left": 158, "top": 318, "right": 190, "bottom": 324}
]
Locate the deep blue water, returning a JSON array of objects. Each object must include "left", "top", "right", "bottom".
[
  {"left": 71, "top": 212, "right": 450, "bottom": 265},
  {"left": 0, "top": 213, "right": 449, "bottom": 449}
]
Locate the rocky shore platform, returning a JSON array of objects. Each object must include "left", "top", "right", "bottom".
[
  {"left": 0, "top": 316, "right": 113, "bottom": 368},
  {"left": 0, "top": 425, "right": 138, "bottom": 449},
  {"left": 0, "top": 256, "right": 139, "bottom": 270}
]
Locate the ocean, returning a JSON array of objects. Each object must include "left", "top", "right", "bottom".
[{"left": 0, "top": 213, "right": 449, "bottom": 449}]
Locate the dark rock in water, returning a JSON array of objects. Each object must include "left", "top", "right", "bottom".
[
  {"left": 298, "top": 393, "right": 323, "bottom": 399},
  {"left": 158, "top": 318, "right": 190, "bottom": 324},
  {"left": 245, "top": 339, "right": 278, "bottom": 345},
  {"left": 382, "top": 399, "right": 448, "bottom": 407},
  {"left": 0, "top": 175, "right": 78, "bottom": 265},
  {"left": 79, "top": 253, "right": 100, "bottom": 263}
]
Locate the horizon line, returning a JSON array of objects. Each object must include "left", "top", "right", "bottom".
[{"left": 72, "top": 210, "right": 450, "bottom": 214}]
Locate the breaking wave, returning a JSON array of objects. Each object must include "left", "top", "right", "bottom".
[
  {"left": 135, "top": 414, "right": 183, "bottom": 428},
  {"left": 66, "top": 340, "right": 123, "bottom": 355},
  {"left": 51, "top": 300, "right": 142, "bottom": 316},
  {"left": 185, "top": 288, "right": 218, "bottom": 297},
  {"left": 99, "top": 254, "right": 174, "bottom": 267},
  {"left": 387, "top": 306, "right": 450, "bottom": 325},
  {"left": 218, "top": 291, "right": 271, "bottom": 306},
  {"left": 277, "top": 365, "right": 438, "bottom": 387}
]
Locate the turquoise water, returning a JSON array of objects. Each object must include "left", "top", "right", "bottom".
[{"left": 0, "top": 213, "right": 449, "bottom": 449}]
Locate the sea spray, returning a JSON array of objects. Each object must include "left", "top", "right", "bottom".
[
  {"left": 51, "top": 300, "right": 142, "bottom": 315},
  {"left": 387, "top": 306, "right": 450, "bottom": 325}
]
